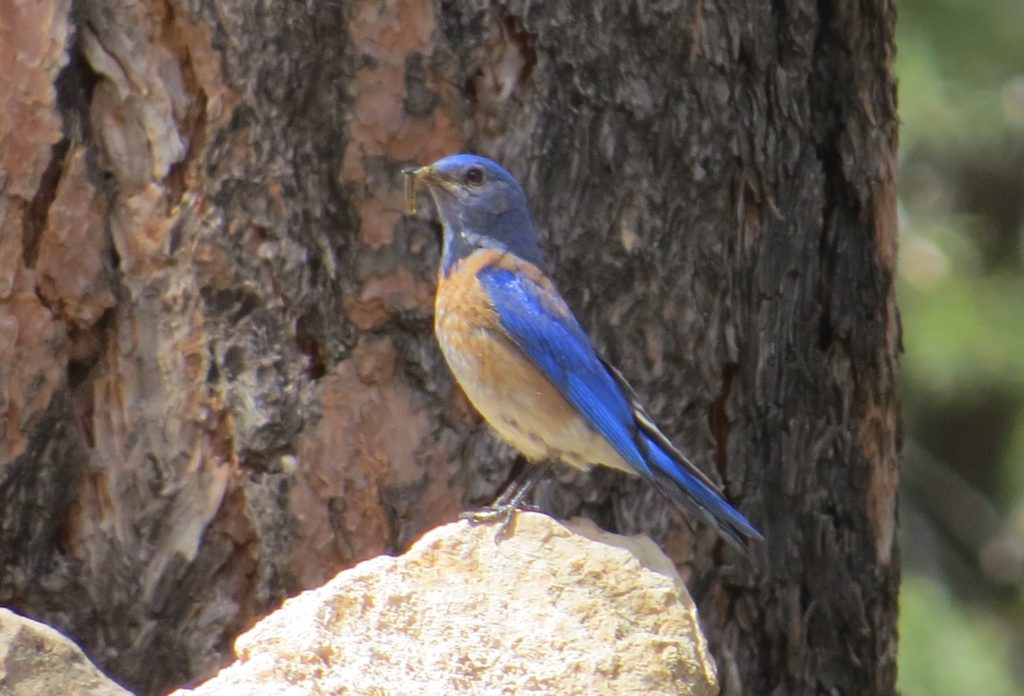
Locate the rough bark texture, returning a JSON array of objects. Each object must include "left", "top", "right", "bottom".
[{"left": 0, "top": 1, "right": 899, "bottom": 694}]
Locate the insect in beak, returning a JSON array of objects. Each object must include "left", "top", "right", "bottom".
[{"left": 402, "top": 166, "right": 421, "bottom": 214}]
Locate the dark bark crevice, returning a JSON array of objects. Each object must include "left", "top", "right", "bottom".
[{"left": 21, "top": 140, "right": 69, "bottom": 270}]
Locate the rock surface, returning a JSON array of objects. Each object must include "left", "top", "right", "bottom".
[
  {"left": 174, "top": 512, "right": 718, "bottom": 696},
  {"left": 0, "top": 608, "right": 131, "bottom": 696}
]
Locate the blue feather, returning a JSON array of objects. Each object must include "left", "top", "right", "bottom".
[{"left": 478, "top": 266, "right": 762, "bottom": 551}]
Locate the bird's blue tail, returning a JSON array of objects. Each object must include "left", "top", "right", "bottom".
[
  {"left": 637, "top": 431, "right": 762, "bottom": 554},
  {"left": 595, "top": 358, "right": 763, "bottom": 553}
]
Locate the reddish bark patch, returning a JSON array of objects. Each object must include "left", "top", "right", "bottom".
[
  {"left": 340, "top": 0, "right": 463, "bottom": 329},
  {"left": 863, "top": 398, "right": 898, "bottom": 568},
  {"left": 36, "top": 147, "right": 116, "bottom": 326},
  {"left": 0, "top": 270, "right": 64, "bottom": 463},
  {"left": 344, "top": 266, "right": 434, "bottom": 331},
  {"left": 0, "top": 0, "right": 69, "bottom": 465},
  {"left": 289, "top": 335, "right": 433, "bottom": 587}
]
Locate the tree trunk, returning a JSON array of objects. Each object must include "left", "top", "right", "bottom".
[{"left": 0, "top": 1, "right": 899, "bottom": 694}]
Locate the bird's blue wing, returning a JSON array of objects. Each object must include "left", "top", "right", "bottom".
[
  {"left": 476, "top": 266, "right": 646, "bottom": 468},
  {"left": 478, "top": 265, "right": 762, "bottom": 551}
]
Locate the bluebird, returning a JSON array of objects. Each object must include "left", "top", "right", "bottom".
[{"left": 405, "top": 153, "right": 762, "bottom": 552}]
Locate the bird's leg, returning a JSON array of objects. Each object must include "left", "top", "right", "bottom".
[
  {"left": 461, "top": 459, "right": 551, "bottom": 540},
  {"left": 490, "top": 455, "right": 541, "bottom": 509}
]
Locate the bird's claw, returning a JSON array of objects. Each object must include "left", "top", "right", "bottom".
[
  {"left": 460, "top": 503, "right": 544, "bottom": 542},
  {"left": 460, "top": 505, "right": 517, "bottom": 541}
]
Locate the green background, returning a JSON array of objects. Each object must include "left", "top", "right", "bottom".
[{"left": 897, "top": 0, "right": 1024, "bottom": 691}]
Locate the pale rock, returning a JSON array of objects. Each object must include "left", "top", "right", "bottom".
[
  {"left": 0, "top": 608, "right": 131, "bottom": 696},
  {"left": 175, "top": 512, "right": 718, "bottom": 696}
]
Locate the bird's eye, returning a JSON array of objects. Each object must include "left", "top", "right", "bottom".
[{"left": 464, "top": 166, "right": 485, "bottom": 186}]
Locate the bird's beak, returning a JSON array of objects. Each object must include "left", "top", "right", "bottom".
[{"left": 402, "top": 165, "right": 452, "bottom": 214}]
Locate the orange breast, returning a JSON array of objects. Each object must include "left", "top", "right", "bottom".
[{"left": 434, "top": 250, "right": 631, "bottom": 473}]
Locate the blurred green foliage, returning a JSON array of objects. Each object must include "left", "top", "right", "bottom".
[
  {"left": 897, "top": 0, "right": 1024, "bottom": 692},
  {"left": 900, "top": 575, "right": 1020, "bottom": 696}
]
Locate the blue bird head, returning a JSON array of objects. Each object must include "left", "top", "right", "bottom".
[{"left": 408, "top": 154, "right": 545, "bottom": 275}]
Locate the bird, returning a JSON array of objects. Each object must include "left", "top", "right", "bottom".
[{"left": 404, "top": 153, "right": 762, "bottom": 553}]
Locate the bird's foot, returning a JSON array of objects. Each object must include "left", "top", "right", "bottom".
[{"left": 460, "top": 503, "right": 544, "bottom": 541}]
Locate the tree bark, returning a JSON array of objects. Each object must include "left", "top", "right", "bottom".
[{"left": 0, "top": 0, "right": 899, "bottom": 694}]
